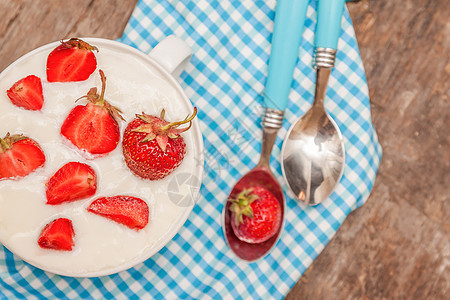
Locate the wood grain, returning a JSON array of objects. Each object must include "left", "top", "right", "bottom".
[{"left": 0, "top": 0, "right": 448, "bottom": 299}]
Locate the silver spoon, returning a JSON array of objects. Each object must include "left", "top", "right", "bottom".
[
  {"left": 281, "top": 0, "right": 346, "bottom": 205},
  {"left": 223, "top": 0, "right": 309, "bottom": 261}
]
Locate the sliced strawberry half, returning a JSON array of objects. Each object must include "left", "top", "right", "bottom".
[
  {"left": 87, "top": 196, "right": 149, "bottom": 230},
  {"left": 60, "top": 70, "right": 124, "bottom": 155},
  {"left": 7, "top": 75, "right": 44, "bottom": 111},
  {"left": 0, "top": 133, "right": 45, "bottom": 180},
  {"left": 38, "top": 218, "right": 75, "bottom": 251},
  {"left": 46, "top": 161, "right": 97, "bottom": 205},
  {"left": 46, "top": 38, "right": 98, "bottom": 82}
]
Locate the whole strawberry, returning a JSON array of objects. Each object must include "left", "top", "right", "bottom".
[
  {"left": 229, "top": 187, "right": 282, "bottom": 244},
  {"left": 122, "top": 108, "right": 197, "bottom": 180},
  {"left": 0, "top": 133, "right": 45, "bottom": 180},
  {"left": 60, "top": 70, "right": 124, "bottom": 155},
  {"left": 46, "top": 38, "right": 98, "bottom": 82}
]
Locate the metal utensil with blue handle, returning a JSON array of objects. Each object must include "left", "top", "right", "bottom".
[
  {"left": 223, "top": 0, "right": 309, "bottom": 261},
  {"left": 281, "top": 0, "right": 346, "bottom": 205}
]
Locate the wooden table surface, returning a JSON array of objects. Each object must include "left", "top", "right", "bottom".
[{"left": 0, "top": 0, "right": 448, "bottom": 299}]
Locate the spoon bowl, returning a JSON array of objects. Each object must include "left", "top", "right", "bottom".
[
  {"left": 223, "top": 166, "right": 285, "bottom": 261},
  {"left": 282, "top": 78, "right": 345, "bottom": 205}
]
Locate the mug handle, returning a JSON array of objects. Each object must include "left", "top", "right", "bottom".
[{"left": 148, "top": 35, "right": 193, "bottom": 79}]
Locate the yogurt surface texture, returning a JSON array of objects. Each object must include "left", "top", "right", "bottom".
[{"left": 0, "top": 39, "right": 202, "bottom": 276}]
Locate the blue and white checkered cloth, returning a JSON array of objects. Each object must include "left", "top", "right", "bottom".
[{"left": 0, "top": 0, "right": 382, "bottom": 298}]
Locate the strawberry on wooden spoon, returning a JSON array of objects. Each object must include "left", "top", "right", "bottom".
[
  {"left": 46, "top": 38, "right": 98, "bottom": 82},
  {"left": 0, "top": 133, "right": 45, "bottom": 180},
  {"left": 6, "top": 75, "right": 44, "bottom": 111},
  {"left": 87, "top": 196, "right": 149, "bottom": 230},
  {"left": 229, "top": 187, "right": 282, "bottom": 244},
  {"left": 38, "top": 218, "right": 75, "bottom": 251},
  {"left": 122, "top": 108, "right": 197, "bottom": 180},
  {"left": 46, "top": 161, "right": 97, "bottom": 205},
  {"left": 60, "top": 70, "right": 124, "bottom": 155}
]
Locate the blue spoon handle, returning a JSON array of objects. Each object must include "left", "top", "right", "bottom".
[
  {"left": 264, "top": 0, "right": 309, "bottom": 111},
  {"left": 315, "top": 0, "right": 346, "bottom": 50}
]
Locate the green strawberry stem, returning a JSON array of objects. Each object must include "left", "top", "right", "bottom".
[
  {"left": 0, "top": 137, "right": 9, "bottom": 152},
  {"left": 160, "top": 107, "right": 197, "bottom": 132},
  {"left": 61, "top": 38, "right": 99, "bottom": 52},
  {"left": 98, "top": 69, "right": 106, "bottom": 106},
  {"left": 76, "top": 70, "right": 125, "bottom": 122},
  {"left": 133, "top": 107, "right": 197, "bottom": 152},
  {"left": 0, "top": 133, "right": 27, "bottom": 152},
  {"left": 229, "top": 188, "right": 259, "bottom": 226}
]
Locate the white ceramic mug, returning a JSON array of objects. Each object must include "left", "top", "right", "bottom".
[{"left": 0, "top": 36, "right": 204, "bottom": 277}]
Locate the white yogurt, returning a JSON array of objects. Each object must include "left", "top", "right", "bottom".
[{"left": 0, "top": 39, "right": 202, "bottom": 276}]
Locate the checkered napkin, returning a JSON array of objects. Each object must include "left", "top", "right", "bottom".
[{"left": 0, "top": 0, "right": 382, "bottom": 299}]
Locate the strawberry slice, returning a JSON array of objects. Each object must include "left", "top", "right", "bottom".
[
  {"left": 46, "top": 161, "right": 97, "bottom": 205},
  {"left": 46, "top": 38, "right": 98, "bottom": 82},
  {"left": 60, "top": 70, "right": 124, "bottom": 155},
  {"left": 38, "top": 218, "right": 75, "bottom": 251},
  {"left": 87, "top": 196, "right": 149, "bottom": 230},
  {"left": 7, "top": 75, "right": 44, "bottom": 110},
  {"left": 0, "top": 133, "right": 45, "bottom": 180}
]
